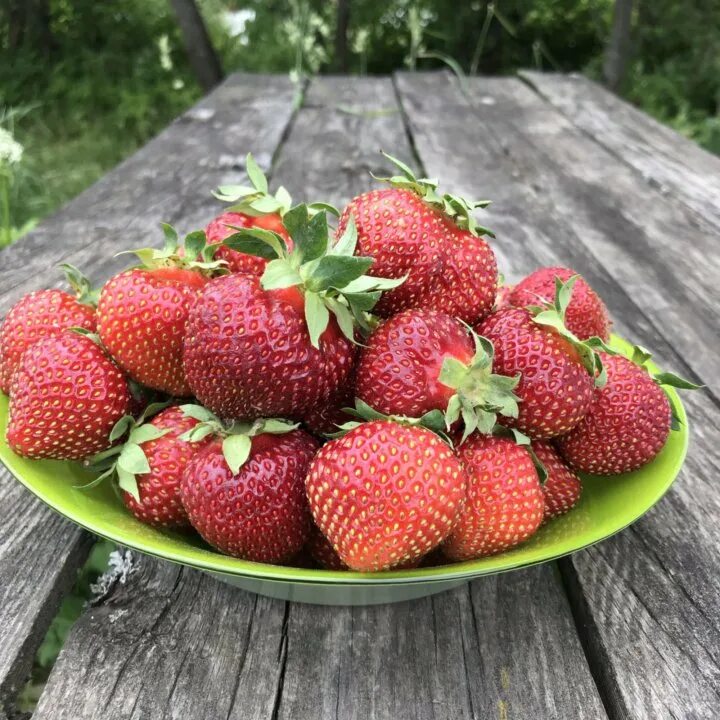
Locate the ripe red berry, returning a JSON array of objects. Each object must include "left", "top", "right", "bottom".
[
  {"left": 305, "top": 420, "right": 468, "bottom": 571},
  {"left": 0, "top": 265, "right": 98, "bottom": 394},
  {"left": 442, "top": 434, "right": 544, "bottom": 560},
  {"left": 7, "top": 332, "right": 130, "bottom": 460},
  {"left": 119, "top": 406, "right": 212, "bottom": 528},
  {"left": 98, "top": 267, "right": 207, "bottom": 396},
  {"left": 337, "top": 155, "right": 497, "bottom": 324},
  {"left": 305, "top": 523, "right": 348, "bottom": 570},
  {"left": 555, "top": 352, "right": 694, "bottom": 474},
  {"left": 532, "top": 441, "right": 581, "bottom": 520},
  {"left": 180, "top": 429, "right": 318, "bottom": 563},
  {"left": 477, "top": 307, "right": 595, "bottom": 439},
  {"left": 509, "top": 267, "right": 611, "bottom": 341},
  {"left": 183, "top": 274, "right": 354, "bottom": 420}
]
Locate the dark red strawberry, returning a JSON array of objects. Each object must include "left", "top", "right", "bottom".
[
  {"left": 305, "top": 419, "right": 468, "bottom": 571},
  {"left": 86, "top": 404, "right": 212, "bottom": 528},
  {"left": 7, "top": 331, "right": 130, "bottom": 460},
  {"left": 355, "top": 309, "right": 519, "bottom": 440},
  {"left": 306, "top": 523, "right": 348, "bottom": 570},
  {"left": 337, "top": 153, "right": 497, "bottom": 324},
  {"left": 180, "top": 424, "right": 318, "bottom": 563},
  {"left": 442, "top": 434, "right": 544, "bottom": 560},
  {"left": 532, "top": 441, "right": 581, "bottom": 520},
  {"left": 476, "top": 277, "right": 606, "bottom": 439},
  {"left": 0, "top": 264, "right": 97, "bottom": 394},
  {"left": 509, "top": 266, "right": 611, "bottom": 341},
  {"left": 97, "top": 227, "right": 221, "bottom": 396},
  {"left": 184, "top": 204, "right": 400, "bottom": 420},
  {"left": 302, "top": 365, "right": 357, "bottom": 436},
  {"left": 556, "top": 349, "right": 699, "bottom": 474}
]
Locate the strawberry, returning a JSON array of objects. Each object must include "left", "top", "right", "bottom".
[
  {"left": 355, "top": 309, "right": 519, "bottom": 441},
  {"left": 86, "top": 404, "right": 211, "bottom": 528},
  {"left": 7, "top": 331, "right": 131, "bottom": 460},
  {"left": 508, "top": 266, "right": 611, "bottom": 341},
  {"left": 207, "top": 154, "right": 294, "bottom": 275},
  {"left": 97, "top": 226, "right": 222, "bottom": 396},
  {"left": 556, "top": 348, "right": 700, "bottom": 475},
  {"left": 305, "top": 419, "right": 468, "bottom": 571},
  {"left": 183, "top": 204, "right": 401, "bottom": 420},
  {"left": 337, "top": 153, "right": 497, "bottom": 324},
  {"left": 476, "top": 276, "right": 606, "bottom": 439},
  {"left": 305, "top": 523, "right": 348, "bottom": 570},
  {"left": 442, "top": 434, "right": 544, "bottom": 560},
  {"left": 302, "top": 365, "right": 357, "bottom": 436},
  {"left": 180, "top": 418, "right": 318, "bottom": 563},
  {"left": 532, "top": 441, "right": 581, "bottom": 520},
  {"left": 0, "top": 264, "right": 97, "bottom": 394}
]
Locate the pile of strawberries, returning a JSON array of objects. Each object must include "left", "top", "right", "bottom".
[{"left": 0, "top": 154, "right": 697, "bottom": 572}]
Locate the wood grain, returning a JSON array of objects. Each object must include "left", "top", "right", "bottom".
[
  {"left": 31, "top": 76, "right": 607, "bottom": 720},
  {"left": 0, "top": 73, "right": 298, "bottom": 715},
  {"left": 520, "top": 71, "right": 720, "bottom": 230},
  {"left": 394, "top": 70, "right": 720, "bottom": 720}
]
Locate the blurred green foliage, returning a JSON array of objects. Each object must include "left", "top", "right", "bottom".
[{"left": 0, "top": 0, "right": 718, "bottom": 242}]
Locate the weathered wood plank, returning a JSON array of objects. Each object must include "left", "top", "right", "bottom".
[
  {"left": 277, "top": 567, "right": 606, "bottom": 720},
  {"left": 33, "top": 560, "right": 288, "bottom": 720},
  {"left": 394, "top": 70, "right": 720, "bottom": 719},
  {"left": 0, "top": 479, "right": 92, "bottom": 714},
  {"left": 33, "top": 75, "right": 607, "bottom": 720},
  {"left": 520, "top": 71, "right": 720, "bottom": 230},
  {"left": 0, "top": 73, "right": 298, "bottom": 715},
  {"left": 0, "top": 73, "right": 297, "bottom": 309}
]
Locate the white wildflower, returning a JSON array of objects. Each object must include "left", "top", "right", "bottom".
[
  {"left": 157, "top": 34, "right": 173, "bottom": 71},
  {"left": 0, "top": 127, "right": 23, "bottom": 166}
]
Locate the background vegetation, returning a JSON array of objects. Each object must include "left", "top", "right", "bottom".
[{"left": 0, "top": 0, "right": 718, "bottom": 243}]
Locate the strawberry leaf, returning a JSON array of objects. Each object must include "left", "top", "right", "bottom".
[
  {"left": 652, "top": 372, "right": 702, "bottom": 390},
  {"left": 304, "top": 291, "right": 330, "bottom": 348},
  {"left": 245, "top": 153, "right": 268, "bottom": 193},
  {"left": 261, "top": 259, "right": 303, "bottom": 290},
  {"left": 303, "top": 255, "right": 374, "bottom": 293},
  {"left": 180, "top": 404, "right": 218, "bottom": 423},
  {"left": 224, "top": 227, "right": 287, "bottom": 259},
  {"left": 285, "top": 205, "right": 329, "bottom": 263},
  {"left": 222, "top": 434, "right": 252, "bottom": 474},
  {"left": 333, "top": 215, "right": 358, "bottom": 257},
  {"left": 117, "top": 443, "right": 150, "bottom": 475},
  {"left": 117, "top": 466, "right": 141, "bottom": 503}
]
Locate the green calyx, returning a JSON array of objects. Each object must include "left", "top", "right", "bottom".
[
  {"left": 222, "top": 203, "right": 405, "bottom": 348},
  {"left": 78, "top": 401, "right": 173, "bottom": 502},
  {"left": 60, "top": 263, "right": 100, "bottom": 307},
  {"left": 372, "top": 151, "right": 495, "bottom": 238},
  {"left": 178, "top": 404, "right": 298, "bottom": 474},
  {"left": 438, "top": 329, "right": 520, "bottom": 444},
  {"left": 213, "top": 153, "right": 295, "bottom": 217},
  {"left": 529, "top": 275, "right": 613, "bottom": 389},
  {"left": 330, "top": 399, "right": 453, "bottom": 445},
  {"left": 117, "top": 224, "right": 226, "bottom": 274}
]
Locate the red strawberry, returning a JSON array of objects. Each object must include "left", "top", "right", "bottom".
[
  {"left": 7, "top": 331, "right": 130, "bottom": 460},
  {"left": 302, "top": 365, "right": 357, "bottom": 436},
  {"left": 509, "top": 267, "right": 611, "bottom": 341},
  {"left": 89, "top": 405, "right": 212, "bottom": 528},
  {"left": 206, "top": 211, "right": 291, "bottom": 275},
  {"left": 355, "top": 309, "right": 519, "bottom": 439},
  {"left": 337, "top": 153, "right": 497, "bottom": 324},
  {"left": 305, "top": 420, "right": 468, "bottom": 571},
  {"left": 442, "top": 434, "right": 544, "bottom": 560},
  {"left": 556, "top": 350, "right": 699, "bottom": 474},
  {"left": 0, "top": 264, "right": 97, "bottom": 394},
  {"left": 180, "top": 426, "right": 318, "bottom": 563},
  {"left": 184, "top": 204, "right": 399, "bottom": 420},
  {"left": 532, "top": 441, "right": 581, "bottom": 520},
  {"left": 306, "top": 523, "right": 348, "bottom": 570},
  {"left": 477, "top": 277, "right": 605, "bottom": 439},
  {"left": 97, "top": 228, "right": 220, "bottom": 396}
]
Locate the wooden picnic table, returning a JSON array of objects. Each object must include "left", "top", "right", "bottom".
[{"left": 0, "top": 71, "right": 718, "bottom": 720}]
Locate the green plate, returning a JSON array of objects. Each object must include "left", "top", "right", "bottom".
[{"left": 0, "top": 335, "right": 689, "bottom": 605}]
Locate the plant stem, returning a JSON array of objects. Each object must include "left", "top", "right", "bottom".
[
  {"left": 470, "top": 3, "right": 495, "bottom": 76},
  {"left": 0, "top": 173, "right": 11, "bottom": 248}
]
